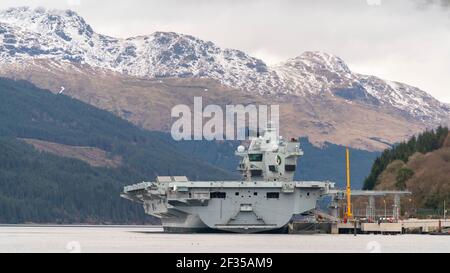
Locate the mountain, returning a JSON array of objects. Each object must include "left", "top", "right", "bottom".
[
  {"left": 0, "top": 7, "right": 448, "bottom": 151},
  {"left": 0, "top": 7, "right": 281, "bottom": 94},
  {"left": 274, "top": 53, "right": 450, "bottom": 123},
  {"left": 0, "top": 77, "right": 237, "bottom": 223},
  {"left": 365, "top": 128, "right": 450, "bottom": 210}
]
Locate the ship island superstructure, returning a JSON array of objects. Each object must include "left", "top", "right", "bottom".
[{"left": 121, "top": 125, "right": 335, "bottom": 233}]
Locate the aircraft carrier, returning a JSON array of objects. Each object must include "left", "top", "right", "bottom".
[{"left": 121, "top": 125, "right": 335, "bottom": 233}]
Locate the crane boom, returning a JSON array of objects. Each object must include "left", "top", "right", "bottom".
[{"left": 345, "top": 147, "right": 353, "bottom": 219}]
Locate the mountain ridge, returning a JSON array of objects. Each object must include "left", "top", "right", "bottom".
[{"left": 0, "top": 6, "right": 449, "bottom": 125}]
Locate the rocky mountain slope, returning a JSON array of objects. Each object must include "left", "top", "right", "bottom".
[{"left": 0, "top": 7, "right": 448, "bottom": 151}]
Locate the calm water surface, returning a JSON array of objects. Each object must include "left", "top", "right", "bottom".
[{"left": 0, "top": 226, "right": 449, "bottom": 253}]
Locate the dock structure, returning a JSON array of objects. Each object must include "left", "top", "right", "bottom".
[
  {"left": 293, "top": 190, "right": 450, "bottom": 235},
  {"left": 329, "top": 190, "right": 413, "bottom": 234},
  {"left": 351, "top": 190, "right": 411, "bottom": 222},
  {"left": 330, "top": 219, "right": 450, "bottom": 235},
  {"left": 326, "top": 189, "right": 411, "bottom": 222},
  {"left": 289, "top": 189, "right": 450, "bottom": 235}
]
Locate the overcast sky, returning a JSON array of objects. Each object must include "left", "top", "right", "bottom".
[{"left": 1, "top": 0, "right": 449, "bottom": 102}]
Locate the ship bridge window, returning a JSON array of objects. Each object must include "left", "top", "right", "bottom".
[
  {"left": 266, "top": 192, "right": 280, "bottom": 199},
  {"left": 269, "top": 165, "right": 278, "bottom": 172},
  {"left": 210, "top": 192, "right": 226, "bottom": 199},
  {"left": 250, "top": 170, "right": 263, "bottom": 177},
  {"left": 249, "top": 154, "right": 263, "bottom": 162},
  {"left": 285, "top": 165, "right": 296, "bottom": 172}
]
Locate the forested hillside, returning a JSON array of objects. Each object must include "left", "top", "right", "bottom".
[
  {"left": 363, "top": 126, "right": 449, "bottom": 190},
  {"left": 0, "top": 78, "right": 236, "bottom": 224},
  {"left": 370, "top": 132, "right": 450, "bottom": 210},
  {"left": 0, "top": 137, "right": 146, "bottom": 223}
]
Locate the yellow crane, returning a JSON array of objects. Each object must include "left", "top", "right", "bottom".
[{"left": 345, "top": 147, "right": 353, "bottom": 220}]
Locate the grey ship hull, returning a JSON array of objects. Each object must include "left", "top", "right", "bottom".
[
  {"left": 161, "top": 214, "right": 289, "bottom": 233},
  {"left": 160, "top": 212, "right": 213, "bottom": 233},
  {"left": 121, "top": 180, "right": 333, "bottom": 234}
]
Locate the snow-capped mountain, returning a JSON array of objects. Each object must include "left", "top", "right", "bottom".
[
  {"left": 274, "top": 51, "right": 356, "bottom": 96},
  {"left": 0, "top": 7, "right": 449, "bottom": 124},
  {"left": 274, "top": 52, "right": 450, "bottom": 121},
  {"left": 0, "top": 7, "right": 283, "bottom": 94}
]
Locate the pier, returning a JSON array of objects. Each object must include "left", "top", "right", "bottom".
[{"left": 290, "top": 190, "right": 449, "bottom": 235}]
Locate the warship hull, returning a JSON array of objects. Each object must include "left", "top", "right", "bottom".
[
  {"left": 161, "top": 213, "right": 213, "bottom": 233},
  {"left": 162, "top": 215, "right": 289, "bottom": 234},
  {"left": 121, "top": 180, "right": 333, "bottom": 234}
]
